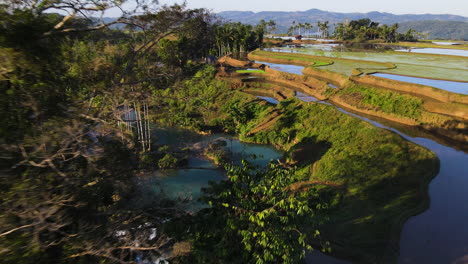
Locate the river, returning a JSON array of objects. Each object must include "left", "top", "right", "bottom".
[{"left": 248, "top": 61, "right": 468, "bottom": 263}]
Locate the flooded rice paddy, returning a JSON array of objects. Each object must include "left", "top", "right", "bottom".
[
  {"left": 396, "top": 47, "right": 468, "bottom": 57},
  {"left": 255, "top": 60, "right": 305, "bottom": 75},
  {"left": 372, "top": 73, "right": 468, "bottom": 95},
  {"left": 264, "top": 46, "right": 468, "bottom": 81}
]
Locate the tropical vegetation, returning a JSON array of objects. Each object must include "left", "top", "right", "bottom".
[
  {"left": 0, "top": 1, "right": 442, "bottom": 263},
  {"left": 0, "top": 1, "right": 263, "bottom": 263},
  {"left": 333, "top": 18, "right": 420, "bottom": 42}
]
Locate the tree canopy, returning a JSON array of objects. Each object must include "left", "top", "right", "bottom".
[
  {"left": 172, "top": 162, "right": 332, "bottom": 264},
  {"left": 333, "top": 18, "right": 419, "bottom": 42},
  {"left": 0, "top": 1, "right": 307, "bottom": 263},
  {"left": 0, "top": 2, "right": 219, "bottom": 263}
]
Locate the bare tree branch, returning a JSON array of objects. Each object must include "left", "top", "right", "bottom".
[
  {"left": 53, "top": 9, "right": 78, "bottom": 30},
  {"left": 0, "top": 224, "right": 36, "bottom": 237}
]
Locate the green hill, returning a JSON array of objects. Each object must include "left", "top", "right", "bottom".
[{"left": 398, "top": 20, "right": 468, "bottom": 40}]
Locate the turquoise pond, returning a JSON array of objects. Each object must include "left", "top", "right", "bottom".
[{"left": 136, "top": 127, "right": 283, "bottom": 212}]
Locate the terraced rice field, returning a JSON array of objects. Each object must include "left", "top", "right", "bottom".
[{"left": 264, "top": 47, "right": 468, "bottom": 82}]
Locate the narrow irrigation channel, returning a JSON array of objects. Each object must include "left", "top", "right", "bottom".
[{"left": 248, "top": 61, "right": 468, "bottom": 264}]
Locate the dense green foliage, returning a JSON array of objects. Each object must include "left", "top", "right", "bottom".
[
  {"left": 214, "top": 22, "right": 264, "bottom": 56},
  {"left": 153, "top": 68, "right": 336, "bottom": 263},
  {"left": 286, "top": 20, "right": 330, "bottom": 38},
  {"left": 175, "top": 162, "right": 332, "bottom": 264},
  {"left": 333, "top": 18, "right": 419, "bottom": 42},
  {"left": 0, "top": 4, "right": 308, "bottom": 260},
  {"left": 0, "top": 1, "right": 440, "bottom": 263},
  {"left": 257, "top": 19, "right": 278, "bottom": 35},
  {"left": 0, "top": 2, "right": 221, "bottom": 263}
]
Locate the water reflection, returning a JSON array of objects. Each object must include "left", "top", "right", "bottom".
[
  {"left": 141, "top": 127, "right": 283, "bottom": 212},
  {"left": 396, "top": 47, "right": 468, "bottom": 57},
  {"left": 255, "top": 60, "right": 304, "bottom": 75},
  {"left": 295, "top": 92, "right": 321, "bottom": 103},
  {"left": 372, "top": 73, "right": 468, "bottom": 95},
  {"left": 256, "top": 96, "right": 279, "bottom": 104},
  {"left": 263, "top": 47, "right": 468, "bottom": 73}
]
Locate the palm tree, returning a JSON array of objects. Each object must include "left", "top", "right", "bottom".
[
  {"left": 290, "top": 21, "right": 296, "bottom": 36},
  {"left": 267, "top": 20, "right": 277, "bottom": 35},
  {"left": 321, "top": 21, "right": 329, "bottom": 38},
  {"left": 333, "top": 22, "right": 346, "bottom": 40},
  {"left": 297, "top": 23, "right": 304, "bottom": 35},
  {"left": 258, "top": 19, "right": 267, "bottom": 33},
  {"left": 317, "top": 21, "right": 329, "bottom": 38},
  {"left": 304, "top": 22, "right": 312, "bottom": 37},
  {"left": 316, "top": 21, "right": 321, "bottom": 38}
]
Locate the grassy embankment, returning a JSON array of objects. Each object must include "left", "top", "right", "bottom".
[
  {"left": 250, "top": 50, "right": 396, "bottom": 76},
  {"left": 236, "top": 69, "right": 266, "bottom": 74},
  {"left": 240, "top": 82, "right": 295, "bottom": 100},
  {"left": 230, "top": 62, "right": 468, "bottom": 151},
  {"left": 153, "top": 66, "right": 439, "bottom": 263},
  {"left": 266, "top": 55, "right": 332, "bottom": 66},
  {"left": 334, "top": 84, "right": 423, "bottom": 118},
  {"left": 242, "top": 98, "right": 437, "bottom": 263},
  {"left": 249, "top": 51, "right": 332, "bottom": 68},
  {"left": 385, "top": 41, "right": 468, "bottom": 50},
  {"left": 244, "top": 52, "right": 429, "bottom": 121}
]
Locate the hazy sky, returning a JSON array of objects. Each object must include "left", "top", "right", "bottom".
[{"left": 158, "top": 0, "right": 468, "bottom": 17}]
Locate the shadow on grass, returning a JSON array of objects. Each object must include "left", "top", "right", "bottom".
[
  {"left": 317, "top": 153, "right": 439, "bottom": 264},
  {"left": 290, "top": 136, "right": 332, "bottom": 166}
]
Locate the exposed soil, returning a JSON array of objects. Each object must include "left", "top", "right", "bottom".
[{"left": 247, "top": 110, "right": 283, "bottom": 136}]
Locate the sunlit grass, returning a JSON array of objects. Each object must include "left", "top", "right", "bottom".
[
  {"left": 236, "top": 69, "right": 266, "bottom": 74},
  {"left": 270, "top": 55, "right": 332, "bottom": 66},
  {"left": 392, "top": 41, "right": 468, "bottom": 50}
]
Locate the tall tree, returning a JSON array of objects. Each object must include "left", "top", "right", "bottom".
[
  {"left": 267, "top": 19, "right": 277, "bottom": 35},
  {"left": 304, "top": 22, "right": 312, "bottom": 37},
  {"left": 0, "top": 2, "right": 218, "bottom": 263}
]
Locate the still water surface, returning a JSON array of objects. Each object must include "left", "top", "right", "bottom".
[
  {"left": 372, "top": 73, "right": 468, "bottom": 95},
  {"left": 396, "top": 47, "right": 468, "bottom": 57},
  {"left": 255, "top": 60, "right": 305, "bottom": 75},
  {"left": 140, "top": 127, "right": 282, "bottom": 211}
]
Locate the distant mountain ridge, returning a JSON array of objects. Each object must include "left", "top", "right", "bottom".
[
  {"left": 218, "top": 9, "right": 468, "bottom": 25},
  {"left": 398, "top": 20, "right": 467, "bottom": 40},
  {"left": 217, "top": 9, "right": 468, "bottom": 39}
]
